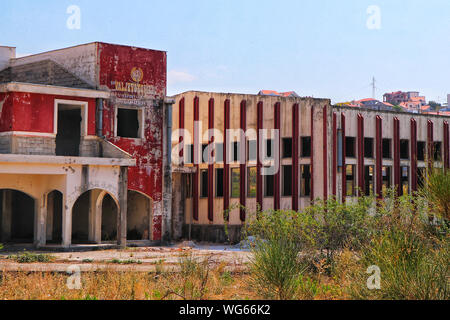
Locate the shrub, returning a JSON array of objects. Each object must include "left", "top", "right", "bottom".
[
  {"left": 420, "top": 167, "right": 450, "bottom": 220},
  {"left": 7, "top": 252, "right": 54, "bottom": 263}
]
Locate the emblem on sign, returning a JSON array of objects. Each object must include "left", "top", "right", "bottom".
[{"left": 131, "top": 67, "right": 144, "bottom": 83}]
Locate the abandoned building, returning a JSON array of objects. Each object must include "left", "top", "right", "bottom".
[
  {"left": 171, "top": 91, "right": 450, "bottom": 242},
  {"left": 0, "top": 43, "right": 173, "bottom": 248},
  {"left": 0, "top": 42, "right": 449, "bottom": 246}
]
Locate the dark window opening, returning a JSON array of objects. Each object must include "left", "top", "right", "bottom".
[
  {"left": 364, "top": 138, "right": 374, "bottom": 158},
  {"left": 282, "top": 165, "right": 292, "bottom": 196},
  {"left": 346, "top": 165, "right": 355, "bottom": 196},
  {"left": 433, "top": 142, "right": 442, "bottom": 161},
  {"left": 382, "top": 166, "right": 392, "bottom": 192},
  {"left": 200, "top": 170, "right": 208, "bottom": 198},
  {"left": 56, "top": 105, "right": 81, "bottom": 156},
  {"left": 265, "top": 139, "right": 274, "bottom": 159},
  {"left": 382, "top": 139, "right": 391, "bottom": 159},
  {"left": 264, "top": 173, "right": 274, "bottom": 197},
  {"left": 417, "top": 141, "right": 426, "bottom": 161},
  {"left": 216, "top": 168, "right": 224, "bottom": 197},
  {"left": 400, "top": 140, "right": 409, "bottom": 159},
  {"left": 301, "top": 137, "right": 311, "bottom": 157},
  {"left": 345, "top": 137, "right": 356, "bottom": 158},
  {"left": 400, "top": 166, "right": 409, "bottom": 195},
  {"left": 364, "top": 166, "right": 374, "bottom": 196},
  {"left": 247, "top": 167, "right": 257, "bottom": 197},
  {"left": 300, "top": 165, "right": 311, "bottom": 197},
  {"left": 282, "top": 138, "right": 293, "bottom": 158},
  {"left": 117, "top": 108, "right": 139, "bottom": 138},
  {"left": 201, "top": 144, "right": 208, "bottom": 163},
  {"left": 248, "top": 140, "right": 257, "bottom": 161},
  {"left": 232, "top": 142, "right": 240, "bottom": 162},
  {"left": 231, "top": 168, "right": 240, "bottom": 198}
]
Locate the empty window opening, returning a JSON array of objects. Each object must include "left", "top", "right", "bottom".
[
  {"left": 231, "top": 168, "right": 240, "bottom": 198},
  {"left": 185, "top": 144, "right": 194, "bottom": 164},
  {"left": 364, "top": 166, "right": 374, "bottom": 196},
  {"left": 117, "top": 108, "right": 140, "bottom": 138},
  {"left": 345, "top": 137, "right": 356, "bottom": 158},
  {"left": 346, "top": 165, "right": 356, "bottom": 196},
  {"left": 247, "top": 167, "right": 257, "bottom": 197},
  {"left": 282, "top": 138, "right": 293, "bottom": 158},
  {"left": 232, "top": 142, "right": 240, "bottom": 162},
  {"left": 216, "top": 168, "right": 224, "bottom": 197},
  {"left": 301, "top": 137, "right": 311, "bottom": 157},
  {"left": 127, "top": 191, "right": 151, "bottom": 240},
  {"left": 202, "top": 144, "right": 208, "bottom": 163},
  {"left": 215, "top": 143, "right": 224, "bottom": 163},
  {"left": 433, "top": 142, "right": 442, "bottom": 161},
  {"left": 0, "top": 190, "right": 35, "bottom": 243},
  {"left": 382, "top": 166, "right": 392, "bottom": 193},
  {"left": 264, "top": 173, "right": 274, "bottom": 197},
  {"left": 283, "top": 165, "right": 292, "bottom": 196},
  {"left": 56, "top": 104, "right": 82, "bottom": 156},
  {"left": 265, "top": 139, "right": 274, "bottom": 159},
  {"left": 382, "top": 139, "right": 391, "bottom": 159},
  {"left": 300, "top": 165, "right": 311, "bottom": 197},
  {"left": 417, "top": 141, "right": 426, "bottom": 161},
  {"left": 400, "top": 166, "right": 409, "bottom": 196},
  {"left": 248, "top": 140, "right": 257, "bottom": 161},
  {"left": 364, "top": 138, "right": 374, "bottom": 158},
  {"left": 400, "top": 140, "right": 409, "bottom": 160},
  {"left": 46, "top": 190, "right": 63, "bottom": 244},
  {"left": 200, "top": 170, "right": 208, "bottom": 198}
]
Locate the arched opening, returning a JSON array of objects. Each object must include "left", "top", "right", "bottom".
[
  {"left": 72, "top": 191, "right": 90, "bottom": 243},
  {"left": 46, "top": 190, "right": 63, "bottom": 244},
  {"left": 0, "top": 189, "right": 35, "bottom": 243},
  {"left": 101, "top": 194, "right": 118, "bottom": 241},
  {"left": 127, "top": 190, "right": 152, "bottom": 240}
]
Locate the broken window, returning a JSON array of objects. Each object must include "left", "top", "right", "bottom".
[
  {"left": 117, "top": 107, "right": 140, "bottom": 138},
  {"left": 300, "top": 164, "right": 311, "bottom": 197},
  {"left": 346, "top": 165, "right": 356, "bottom": 196},
  {"left": 382, "top": 166, "right": 392, "bottom": 193},
  {"left": 247, "top": 167, "right": 257, "bottom": 197},
  {"left": 248, "top": 140, "right": 257, "bottom": 161},
  {"left": 401, "top": 166, "right": 409, "bottom": 195},
  {"left": 200, "top": 170, "right": 208, "bottom": 198},
  {"left": 216, "top": 168, "right": 224, "bottom": 197},
  {"left": 364, "top": 165, "right": 374, "bottom": 196},
  {"left": 282, "top": 165, "right": 292, "bottom": 196},
  {"left": 364, "top": 138, "right": 374, "bottom": 158},
  {"left": 301, "top": 137, "right": 311, "bottom": 157},
  {"left": 400, "top": 140, "right": 409, "bottom": 160},
  {"left": 345, "top": 137, "right": 356, "bottom": 158},
  {"left": 433, "top": 142, "right": 442, "bottom": 161},
  {"left": 264, "top": 172, "right": 274, "bottom": 197},
  {"left": 231, "top": 168, "right": 240, "bottom": 198},
  {"left": 382, "top": 139, "right": 391, "bottom": 159},
  {"left": 282, "top": 138, "right": 293, "bottom": 158},
  {"left": 417, "top": 141, "right": 426, "bottom": 161}
]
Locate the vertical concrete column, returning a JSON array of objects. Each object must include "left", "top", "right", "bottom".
[
  {"left": 34, "top": 194, "right": 47, "bottom": 247},
  {"left": 117, "top": 166, "right": 128, "bottom": 247},
  {"left": 46, "top": 192, "right": 54, "bottom": 241},
  {"left": 163, "top": 99, "right": 174, "bottom": 242},
  {"left": 88, "top": 189, "right": 103, "bottom": 244},
  {"left": 62, "top": 196, "right": 72, "bottom": 248},
  {"left": 1, "top": 190, "right": 12, "bottom": 242}
]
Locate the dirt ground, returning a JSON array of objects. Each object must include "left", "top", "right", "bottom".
[{"left": 0, "top": 242, "right": 251, "bottom": 273}]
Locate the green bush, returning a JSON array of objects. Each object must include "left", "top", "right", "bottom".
[
  {"left": 7, "top": 251, "right": 54, "bottom": 263},
  {"left": 420, "top": 167, "right": 450, "bottom": 220}
]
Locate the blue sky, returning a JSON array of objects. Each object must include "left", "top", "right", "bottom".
[{"left": 1, "top": 0, "right": 449, "bottom": 103}]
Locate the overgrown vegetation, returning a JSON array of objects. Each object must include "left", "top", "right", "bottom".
[{"left": 7, "top": 251, "right": 54, "bottom": 263}]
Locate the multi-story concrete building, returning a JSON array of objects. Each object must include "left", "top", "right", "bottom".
[
  {"left": 0, "top": 43, "right": 173, "bottom": 248},
  {"left": 171, "top": 91, "right": 450, "bottom": 242}
]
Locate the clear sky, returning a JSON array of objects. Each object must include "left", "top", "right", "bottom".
[{"left": 1, "top": 0, "right": 449, "bottom": 103}]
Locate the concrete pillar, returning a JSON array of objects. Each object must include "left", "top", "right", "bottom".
[
  {"left": 1, "top": 190, "right": 12, "bottom": 242},
  {"left": 62, "top": 198, "right": 72, "bottom": 248},
  {"left": 162, "top": 99, "right": 174, "bottom": 242},
  {"left": 34, "top": 194, "right": 47, "bottom": 247},
  {"left": 88, "top": 189, "right": 103, "bottom": 244},
  {"left": 117, "top": 167, "right": 128, "bottom": 247},
  {"left": 46, "top": 192, "right": 54, "bottom": 241}
]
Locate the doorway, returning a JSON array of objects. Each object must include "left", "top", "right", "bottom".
[{"left": 56, "top": 104, "right": 82, "bottom": 156}]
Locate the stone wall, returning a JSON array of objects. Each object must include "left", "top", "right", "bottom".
[{"left": 11, "top": 135, "right": 55, "bottom": 155}]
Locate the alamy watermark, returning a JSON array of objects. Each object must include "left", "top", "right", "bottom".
[
  {"left": 66, "top": 5, "right": 81, "bottom": 30},
  {"left": 366, "top": 5, "right": 381, "bottom": 30},
  {"left": 366, "top": 265, "right": 381, "bottom": 290}
]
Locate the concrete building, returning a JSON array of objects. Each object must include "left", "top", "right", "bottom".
[
  {"left": 171, "top": 91, "right": 450, "bottom": 242},
  {"left": 0, "top": 43, "right": 173, "bottom": 248}
]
